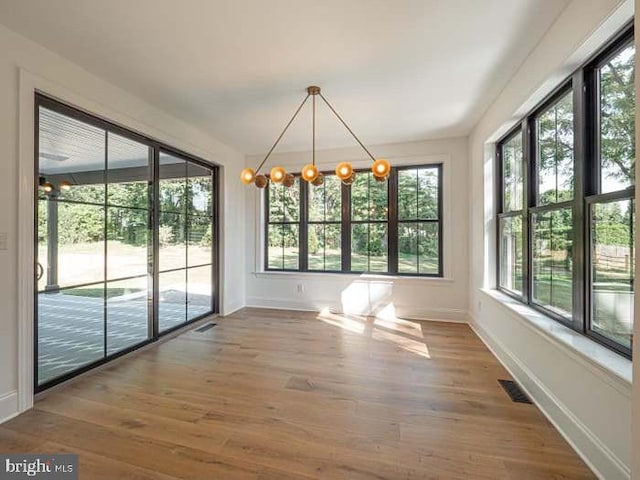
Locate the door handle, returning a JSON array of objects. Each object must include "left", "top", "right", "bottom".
[{"left": 36, "top": 262, "right": 44, "bottom": 281}]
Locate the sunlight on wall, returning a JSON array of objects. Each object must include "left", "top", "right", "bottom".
[{"left": 340, "top": 278, "right": 393, "bottom": 315}]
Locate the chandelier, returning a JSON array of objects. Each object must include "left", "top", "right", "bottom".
[{"left": 240, "top": 86, "right": 391, "bottom": 188}]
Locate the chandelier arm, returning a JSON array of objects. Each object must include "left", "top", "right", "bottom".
[
  {"left": 318, "top": 93, "right": 376, "bottom": 162},
  {"left": 255, "top": 93, "right": 311, "bottom": 173}
]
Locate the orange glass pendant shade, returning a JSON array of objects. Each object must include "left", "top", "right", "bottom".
[
  {"left": 270, "top": 166, "right": 286, "bottom": 183},
  {"left": 59, "top": 181, "right": 72, "bottom": 191},
  {"left": 240, "top": 167, "right": 256, "bottom": 185},
  {"left": 301, "top": 164, "right": 319, "bottom": 182},
  {"left": 254, "top": 174, "right": 268, "bottom": 189},
  {"left": 42, "top": 181, "right": 54, "bottom": 193},
  {"left": 335, "top": 162, "right": 353, "bottom": 181},
  {"left": 372, "top": 158, "right": 391, "bottom": 179},
  {"left": 283, "top": 173, "right": 295, "bottom": 187}
]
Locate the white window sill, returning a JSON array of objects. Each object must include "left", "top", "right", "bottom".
[
  {"left": 480, "top": 288, "right": 632, "bottom": 388},
  {"left": 252, "top": 270, "right": 455, "bottom": 284}
]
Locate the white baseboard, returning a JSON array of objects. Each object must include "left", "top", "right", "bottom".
[
  {"left": 245, "top": 296, "right": 340, "bottom": 312},
  {"left": 245, "top": 296, "right": 469, "bottom": 323},
  {"left": 470, "top": 318, "right": 629, "bottom": 480},
  {"left": 221, "top": 302, "right": 245, "bottom": 317},
  {"left": 0, "top": 391, "right": 19, "bottom": 424}
]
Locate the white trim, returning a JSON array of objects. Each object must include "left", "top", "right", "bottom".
[
  {"left": 480, "top": 289, "right": 632, "bottom": 392},
  {"left": 17, "top": 70, "right": 35, "bottom": 414},
  {"left": 221, "top": 302, "right": 245, "bottom": 317},
  {"left": 470, "top": 317, "right": 630, "bottom": 480},
  {"left": 245, "top": 296, "right": 468, "bottom": 322},
  {"left": 0, "top": 391, "right": 19, "bottom": 424},
  {"left": 251, "top": 270, "right": 455, "bottom": 284}
]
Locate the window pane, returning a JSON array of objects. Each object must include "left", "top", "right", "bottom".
[
  {"left": 106, "top": 276, "right": 149, "bottom": 355},
  {"left": 308, "top": 224, "right": 341, "bottom": 271},
  {"left": 309, "top": 175, "right": 341, "bottom": 222},
  {"left": 107, "top": 207, "right": 148, "bottom": 280},
  {"left": 398, "top": 169, "right": 418, "bottom": 220},
  {"left": 107, "top": 133, "right": 150, "bottom": 209},
  {"left": 187, "top": 163, "right": 213, "bottom": 215},
  {"left": 39, "top": 106, "right": 106, "bottom": 203},
  {"left": 419, "top": 223, "right": 440, "bottom": 275},
  {"left": 536, "top": 91, "right": 574, "bottom": 205},
  {"left": 159, "top": 152, "right": 186, "bottom": 213},
  {"left": 532, "top": 208, "right": 573, "bottom": 317},
  {"left": 188, "top": 215, "right": 213, "bottom": 267},
  {"left": 57, "top": 202, "right": 105, "bottom": 287},
  {"left": 418, "top": 168, "right": 439, "bottom": 219},
  {"left": 38, "top": 284, "right": 105, "bottom": 384},
  {"left": 268, "top": 178, "right": 300, "bottom": 222},
  {"left": 499, "top": 215, "right": 523, "bottom": 294},
  {"left": 268, "top": 181, "right": 284, "bottom": 222},
  {"left": 502, "top": 132, "right": 524, "bottom": 212},
  {"left": 159, "top": 212, "right": 187, "bottom": 271},
  {"left": 159, "top": 269, "right": 186, "bottom": 332},
  {"left": 267, "top": 224, "right": 299, "bottom": 270},
  {"left": 398, "top": 167, "right": 440, "bottom": 221},
  {"left": 352, "top": 172, "right": 388, "bottom": 221},
  {"left": 591, "top": 199, "right": 634, "bottom": 349},
  {"left": 351, "top": 223, "right": 388, "bottom": 272},
  {"left": 398, "top": 224, "right": 418, "bottom": 273},
  {"left": 600, "top": 43, "right": 636, "bottom": 193},
  {"left": 188, "top": 265, "right": 213, "bottom": 320}
]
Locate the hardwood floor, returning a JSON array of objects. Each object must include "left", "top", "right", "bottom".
[{"left": 1, "top": 308, "right": 595, "bottom": 479}]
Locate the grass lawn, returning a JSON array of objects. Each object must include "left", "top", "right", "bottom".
[{"left": 269, "top": 248, "right": 438, "bottom": 274}]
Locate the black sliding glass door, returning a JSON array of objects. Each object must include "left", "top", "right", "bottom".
[{"left": 35, "top": 95, "right": 218, "bottom": 391}]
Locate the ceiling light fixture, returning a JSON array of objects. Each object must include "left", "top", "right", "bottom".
[{"left": 240, "top": 85, "right": 390, "bottom": 188}]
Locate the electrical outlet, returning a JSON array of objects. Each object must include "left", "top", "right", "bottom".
[{"left": 297, "top": 283, "right": 304, "bottom": 294}]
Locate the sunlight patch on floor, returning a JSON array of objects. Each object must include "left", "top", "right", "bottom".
[{"left": 317, "top": 305, "right": 430, "bottom": 359}]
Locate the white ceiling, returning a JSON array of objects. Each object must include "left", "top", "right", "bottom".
[{"left": 0, "top": 0, "right": 570, "bottom": 155}]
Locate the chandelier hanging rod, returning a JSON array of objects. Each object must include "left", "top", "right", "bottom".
[{"left": 255, "top": 93, "right": 311, "bottom": 174}]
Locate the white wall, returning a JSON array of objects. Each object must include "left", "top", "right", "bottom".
[
  {"left": 468, "top": 1, "right": 634, "bottom": 479},
  {"left": 244, "top": 137, "right": 469, "bottom": 322},
  {"left": 0, "top": 24, "right": 246, "bottom": 422}
]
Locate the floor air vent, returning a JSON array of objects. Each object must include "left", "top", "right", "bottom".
[
  {"left": 195, "top": 323, "right": 217, "bottom": 333},
  {"left": 498, "top": 379, "right": 532, "bottom": 404}
]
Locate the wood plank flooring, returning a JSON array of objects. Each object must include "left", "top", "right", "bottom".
[{"left": 0, "top": 308, "right": 596, "bottom": 479}]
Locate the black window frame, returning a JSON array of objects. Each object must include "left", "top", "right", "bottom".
[
  {"left": 496, "top": 23, "right": 635, "bottom": 358},
  {"left": 34, "top": 93, "right": 221, "bottom": 392},
  {"left": 264, "top": 163, "right": 443, "bottom": 277}
]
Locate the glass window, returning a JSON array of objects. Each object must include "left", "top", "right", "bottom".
[
  {"left": 498, "top": 215, "right": 523, "bottom": 295},
  {"left": 350, "top": 172, "right": 388, "bottom": 272},
  {"left": 532, "top": 208, "right": 573, "bottom": 317},
  {"left": 496, "top": 27, "right": 635, "bottom": 357},
  {"left": 536, "top": 91, "right": 574, "bottom": 204},
  {"left": 308, "top": 175, "right": 342, "bottom": 271},
  {"left": 266, "top": 178, "right": 301, "bottom": 270},
  {"left": 398, "top": 166, "right": 440, "bottom": 275},
  {"left": 502, "top": 132, "right": 524, "bottom": 212},
  {"left": 599, "top": 43, "right": 636, "bottom": 194},
  {"left": 590, "top": 199, "right": 634, "bottom": 350},
  {"left": 264, "top": 165, "right": 442, "bottom": 276}
]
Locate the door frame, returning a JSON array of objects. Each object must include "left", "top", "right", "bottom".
[{"left": 18, "top": 70, "right": 220, "bottom": 409}]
